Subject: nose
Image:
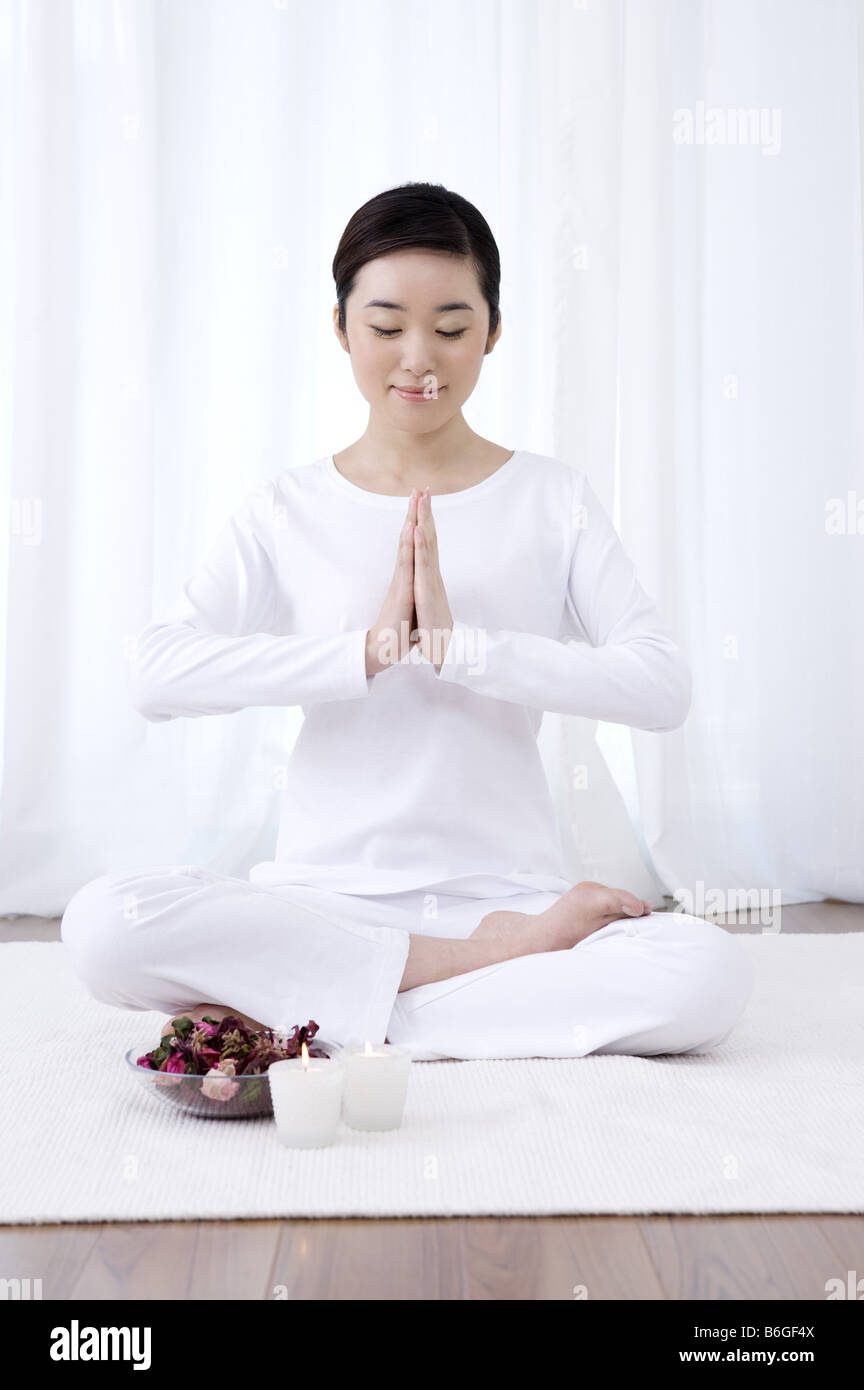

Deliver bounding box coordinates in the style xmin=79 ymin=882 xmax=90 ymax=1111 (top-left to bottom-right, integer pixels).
xmin=398 ymin=334 xmax=438 ymax=379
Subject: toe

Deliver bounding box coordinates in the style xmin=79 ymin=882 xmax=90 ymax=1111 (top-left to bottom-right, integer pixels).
xmin=613 ymin=887 xmax=646 ymax=916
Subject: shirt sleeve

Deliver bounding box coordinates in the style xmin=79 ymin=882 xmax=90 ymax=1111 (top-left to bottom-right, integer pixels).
xmin=433 ymin=470 xmax=692 ymax=732
xmin=127 ymin=478 xmax=373 ymax=722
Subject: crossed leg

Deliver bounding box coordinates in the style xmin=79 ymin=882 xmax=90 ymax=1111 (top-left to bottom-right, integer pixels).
xmin=60 ymin=865 xmax=754 ymax=1059
xmin=155 ymin=880 xmax=657 ymax=1039
xmin=386 ymin=901 xmax=755 ymax=1060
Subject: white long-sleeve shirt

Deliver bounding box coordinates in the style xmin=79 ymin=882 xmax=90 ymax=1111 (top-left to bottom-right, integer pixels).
xmin=127 ymin=450 xmax=691 ymax=897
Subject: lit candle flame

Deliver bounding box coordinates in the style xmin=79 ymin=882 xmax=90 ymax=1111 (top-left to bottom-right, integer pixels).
xmin=301 ymin=1041 xmax=309 ymax=1069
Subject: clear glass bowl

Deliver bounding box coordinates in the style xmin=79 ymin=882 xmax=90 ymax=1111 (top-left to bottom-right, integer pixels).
xmin=125 ymin=1037 xmax=343 ymax=1121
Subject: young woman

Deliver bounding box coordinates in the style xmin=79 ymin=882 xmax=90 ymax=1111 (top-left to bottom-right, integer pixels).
xmin=61 ymin=182 xmax=754 ymax=1060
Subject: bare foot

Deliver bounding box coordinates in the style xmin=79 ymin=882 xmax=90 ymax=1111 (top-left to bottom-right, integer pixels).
xmin=160 ymin=1003 xmax=268 ymax=1040
xmin=470 ymin=881 xmax=653 ymax=957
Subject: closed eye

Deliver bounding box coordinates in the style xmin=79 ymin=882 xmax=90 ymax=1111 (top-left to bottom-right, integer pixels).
xmin=371 ymin=327 xmax=467 ymax=339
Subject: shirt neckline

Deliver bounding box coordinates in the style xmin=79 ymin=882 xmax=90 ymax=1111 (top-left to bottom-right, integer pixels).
xmin=323 ymin=449 xmax=526 ymax=508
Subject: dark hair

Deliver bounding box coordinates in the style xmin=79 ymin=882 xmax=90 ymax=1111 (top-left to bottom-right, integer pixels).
xmin=332 ymin=182 xmax=501 ymax=340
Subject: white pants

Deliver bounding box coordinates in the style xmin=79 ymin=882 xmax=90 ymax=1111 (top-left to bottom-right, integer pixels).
xmin=59 ymin=865 xmax=755 ymax=1061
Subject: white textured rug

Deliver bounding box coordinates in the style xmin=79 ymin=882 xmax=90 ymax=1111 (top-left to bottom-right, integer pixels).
xmin=2 ymin=936 xmax=862 ymax=1222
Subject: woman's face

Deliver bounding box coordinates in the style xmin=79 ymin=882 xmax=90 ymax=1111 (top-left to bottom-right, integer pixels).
xmin=334 ymin=248 xmax=501 ymax=429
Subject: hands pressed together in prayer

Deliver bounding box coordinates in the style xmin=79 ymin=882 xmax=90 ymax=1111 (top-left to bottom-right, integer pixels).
xmin=365 ymin=487 xmax=455 ymax=677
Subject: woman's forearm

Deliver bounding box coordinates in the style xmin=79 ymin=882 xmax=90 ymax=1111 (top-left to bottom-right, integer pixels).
xmin=129 ymin=622 xmax=373 ymax=721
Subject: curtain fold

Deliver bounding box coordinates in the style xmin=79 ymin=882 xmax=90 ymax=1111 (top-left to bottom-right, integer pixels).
xmin=616 ymin=0 xmax=864 ymax=906
xmin=1 ymin=0 xmax=861 ymax=914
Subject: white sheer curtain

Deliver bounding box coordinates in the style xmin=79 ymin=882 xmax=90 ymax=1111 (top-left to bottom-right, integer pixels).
xmin=1 ymin=0 xmax=861 ymax=915
xmin=614 ymin=0 xmax=864 ymax=908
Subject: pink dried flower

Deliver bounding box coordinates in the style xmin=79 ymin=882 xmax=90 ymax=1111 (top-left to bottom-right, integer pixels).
xmin=135 ymin=1018 xmax=327 ymax=1093
xmin=201 ymin=1058 xmax=240 ymax=1102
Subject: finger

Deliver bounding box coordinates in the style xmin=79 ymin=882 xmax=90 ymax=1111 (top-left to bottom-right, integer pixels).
xmin=414 ymin=516 xmax=437 ymax=571
xmin=421 ymin=487 xmax=438 ymax=544
xmin=394 ymin=510 xmax=415 ymax=584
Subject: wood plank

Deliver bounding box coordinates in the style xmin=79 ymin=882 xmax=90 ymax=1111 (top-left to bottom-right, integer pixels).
xmin=190 ymin=1220 xmax=282 ymax=1300
xmin=270 ymin=1218 xmax=465 ymax=1300
xmin=715 ymin=902 xmax=864 ymax=933
xmin=68 ymin=1221 xmax=201 ymax=1299
xmin=639 ymin=1215 xmax=843 ymax=1299
xmin=2 ymin=1213 xmax=861 ymax=1300
xmin=0 ymin=1223 xmax=101 ymax=1299
xmin=816 ymin=1216 xmax=864 ymax=1292
xmin=462 ymin=1215 xmax=665 ymax=1300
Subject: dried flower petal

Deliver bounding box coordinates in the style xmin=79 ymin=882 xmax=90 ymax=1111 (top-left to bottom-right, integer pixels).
xmin=202 ymin=1062 xmax=241 ymax=1102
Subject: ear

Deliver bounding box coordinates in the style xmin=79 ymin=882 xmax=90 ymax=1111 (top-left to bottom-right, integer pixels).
xmin=332 ymin=303 xmax=350 ymax=353
xmin=485 ymin=308 xmax=503 ymax=355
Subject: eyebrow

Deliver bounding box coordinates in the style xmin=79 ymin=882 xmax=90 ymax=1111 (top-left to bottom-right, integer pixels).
xmin=362 ymin=299 xmax=475 ymax=313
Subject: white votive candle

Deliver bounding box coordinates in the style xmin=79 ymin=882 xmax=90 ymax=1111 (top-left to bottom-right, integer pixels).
xmin=341 ymin=1040 xmax=411 ymax=1131
xmin=267 ymin=1045 xmax=344 ymax=1148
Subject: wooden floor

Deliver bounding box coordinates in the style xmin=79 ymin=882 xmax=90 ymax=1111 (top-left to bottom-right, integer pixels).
xmin=1 ymin=900 xmax=860 ymax=1300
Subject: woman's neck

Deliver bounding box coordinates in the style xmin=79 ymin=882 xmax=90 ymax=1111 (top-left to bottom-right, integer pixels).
xmin=333 ymin=429 xmax=513 ymax=496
